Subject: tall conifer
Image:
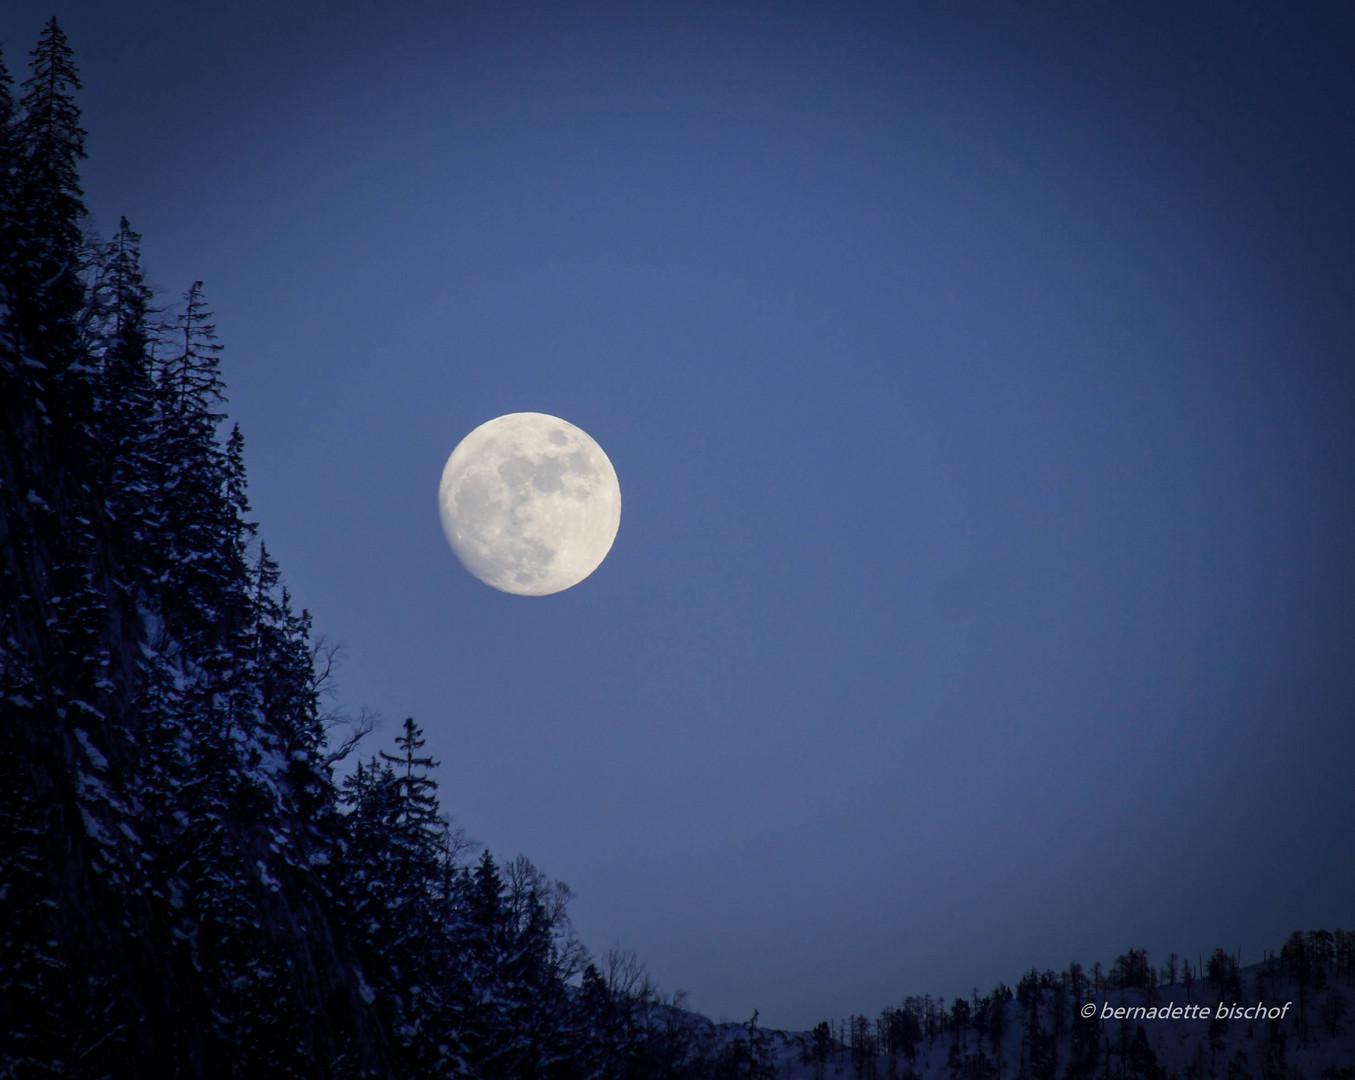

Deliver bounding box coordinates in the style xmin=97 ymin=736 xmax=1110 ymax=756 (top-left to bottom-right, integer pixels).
xmin=11 ymin=17 xmax=87 ymax=381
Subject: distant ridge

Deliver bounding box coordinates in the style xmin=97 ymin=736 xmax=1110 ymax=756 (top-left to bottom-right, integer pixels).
xmin=709 ymin=933 xmax=1355 ymax=1080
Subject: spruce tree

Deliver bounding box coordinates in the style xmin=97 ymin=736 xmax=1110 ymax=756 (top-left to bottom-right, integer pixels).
xmin=343 ymin=721 xmax=468 ymax=1077
xmin=577 ymin=962 xmax=620 ymax=1078
xmin=95 ymin=218 xmax=157 ymax=511
xmin=88 ymin=217 xmax=161 ymax=718
xmin=10 ymin=17 xmax=87 ymax=385
xmin=462 ymin=850 xmax=517 ymax=1075
xmin=153 ymin=280 xmax=242 ymax=649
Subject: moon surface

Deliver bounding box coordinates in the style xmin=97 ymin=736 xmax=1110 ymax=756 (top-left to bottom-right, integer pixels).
xmin=438 ymin=413 xmax=621 ymax=596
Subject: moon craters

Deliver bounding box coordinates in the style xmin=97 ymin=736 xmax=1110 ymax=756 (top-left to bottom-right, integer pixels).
xmin=438 ymin=413 xmax=621 ymax=596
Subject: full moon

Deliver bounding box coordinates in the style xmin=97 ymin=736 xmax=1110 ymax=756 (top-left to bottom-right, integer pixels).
xmin=438 ymin=413 xmax=621 ymax=596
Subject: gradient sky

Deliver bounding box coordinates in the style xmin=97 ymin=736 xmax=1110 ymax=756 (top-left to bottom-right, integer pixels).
xmin=6 ymin=0 xmax=1352 ymax=1032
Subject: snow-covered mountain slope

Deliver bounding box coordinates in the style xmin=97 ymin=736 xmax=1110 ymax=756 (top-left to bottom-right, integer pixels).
xmin=713 ymin=951 xmax=1355 ymax=1080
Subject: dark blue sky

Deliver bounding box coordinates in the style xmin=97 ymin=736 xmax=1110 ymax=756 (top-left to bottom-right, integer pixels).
xmin=7 ymin=0 xmax=1352 ymax=1030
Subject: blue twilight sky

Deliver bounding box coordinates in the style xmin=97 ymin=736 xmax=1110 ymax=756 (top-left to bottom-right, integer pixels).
xmin=5 ymin=0 xmax=1352 ymax=1031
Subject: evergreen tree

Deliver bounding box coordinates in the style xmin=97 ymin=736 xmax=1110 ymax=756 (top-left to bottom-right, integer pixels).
xmin=989 ymin=984 xmax=1012 ymax=1079
xmin=1018 ymin=969 xmax=1041 ymax=1080
xmin=577 ymin=962 xmax=621 ymax=1079
xmin=812 ymin=1021 xmax=835 ymax=1080
xmin=93 ymin=217 xmax=157 ymax=544
xmin=341 ymin=720 xmax=475 ymax=1078
xmin=951 ymin=998 xmax=972 ymax=1055
xmin=1283 ymin=932 xmax=1314 ymax=1047
xmin=461 ymin=849 xmax=516 ymax=1075
xmin=1207 ymin=949 xmax=1240 ymax=1001
xmin=8 ymin=17 xmax=87 ymax=376
xmin=83 ymin=215 xmax=161 ymax=734
xmin=152 ymin=280 xmax=243 ymax=649
xmin=380 ymin=716 xmax=443 ymax=836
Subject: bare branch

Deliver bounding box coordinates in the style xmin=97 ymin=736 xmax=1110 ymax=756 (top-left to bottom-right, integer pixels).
xmin=323 ymin=705 xmax=381 ymax=766
xmin=309 ymin=633 xmax=345 ymax=700
xmin=441 ymin=822 xmax=477 ymax=866
xmin=603 ymin=946 xmax=654 ymax=1002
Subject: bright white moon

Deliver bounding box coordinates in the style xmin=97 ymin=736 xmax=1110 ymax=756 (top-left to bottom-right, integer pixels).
xmin=438 ymin=413 xmax=621 ymax=596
